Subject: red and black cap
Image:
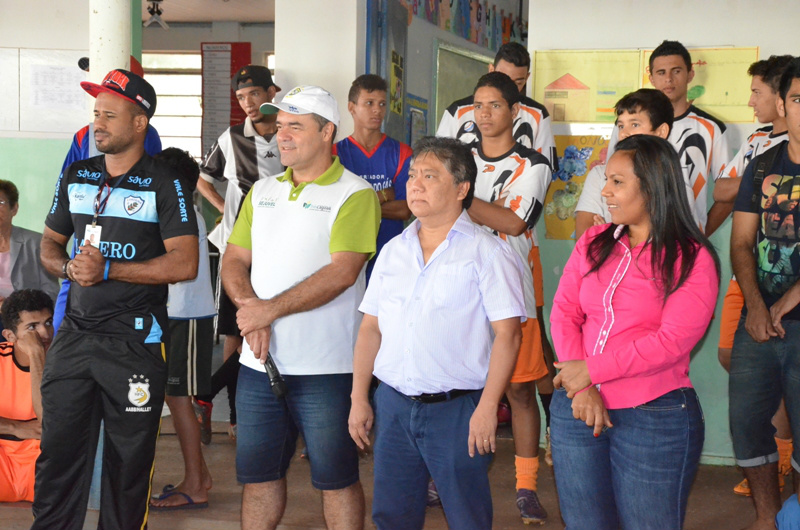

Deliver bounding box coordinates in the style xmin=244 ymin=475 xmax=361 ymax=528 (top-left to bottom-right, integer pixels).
xmin=231 ymin=65 xmax=280 ymax=93
xmin=80 ymin=69 xmax=157 ymax=119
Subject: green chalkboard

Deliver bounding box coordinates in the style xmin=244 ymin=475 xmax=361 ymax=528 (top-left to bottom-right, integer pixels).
xmin=434 ymin=42 xmax=493 ymax=130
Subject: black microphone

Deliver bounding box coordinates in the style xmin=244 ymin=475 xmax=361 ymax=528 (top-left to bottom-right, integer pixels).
xmin=264 ymin=353 xmax=288 ymax=398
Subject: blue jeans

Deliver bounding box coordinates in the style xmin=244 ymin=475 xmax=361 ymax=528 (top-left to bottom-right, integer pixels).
xmin=235 ymin=366 xmax=359 ymax=490
xmin=371 ymin=384 xmax=492 ymax=530
xmin=729 ymin=318 xmax=800 ymax=470
xmin=550 ymin=387 xmax=704 ymax=530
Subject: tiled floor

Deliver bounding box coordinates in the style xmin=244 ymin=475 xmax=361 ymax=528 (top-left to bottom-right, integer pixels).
xmin=2 ymin=343 xmax=792 ymax=529
xmin=2 ymin=422 xmax=789 ymax=529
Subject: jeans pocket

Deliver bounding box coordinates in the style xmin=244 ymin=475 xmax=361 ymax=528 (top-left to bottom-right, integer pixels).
xmin=634 ymin=388 xmax=691 ymax=411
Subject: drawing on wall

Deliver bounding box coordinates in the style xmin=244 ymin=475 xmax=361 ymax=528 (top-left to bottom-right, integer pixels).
xmin=534 ymin=50 xmax=641 ymax=124
xmin=390 ymin=50 xmax=404 ymax=116
xmin=543 ymin=74 xmax=591 ymax=122
xmin=544 ymin=134 xmax=608 ymax=240
xmin=407 ymin=0 xmax=526 ymax=51
xmin=535 ymin=47 xmax=759 ymax=124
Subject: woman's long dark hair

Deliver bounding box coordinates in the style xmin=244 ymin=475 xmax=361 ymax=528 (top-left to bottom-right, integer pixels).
xmin=586 ymin=135 xmax=720 ymax=299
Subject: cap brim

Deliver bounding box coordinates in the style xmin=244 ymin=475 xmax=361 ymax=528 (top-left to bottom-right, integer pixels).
xmin=259 ymin=101 xmax=313 ymax=116
xmin=80 ymin=81 xmax=141 ymax=108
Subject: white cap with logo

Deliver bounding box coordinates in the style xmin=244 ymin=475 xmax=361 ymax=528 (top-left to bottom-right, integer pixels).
xmin=260 ymin=85 xmax=340 ymax=127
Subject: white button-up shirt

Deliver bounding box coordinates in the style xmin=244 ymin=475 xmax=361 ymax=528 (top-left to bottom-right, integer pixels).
xmin=360 ymin=210 xmax=527 ymax=395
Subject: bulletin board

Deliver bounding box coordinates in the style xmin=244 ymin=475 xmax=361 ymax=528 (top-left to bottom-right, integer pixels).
xmin=200 ymin=42 xmax=252 ymax=156
xmin=434 ymin=42 xmax=494 ymax=132
xmin=0 ymin=47 xmax=90 ymax=134
xmin=534 ymin=46 xmax=759 ymax=124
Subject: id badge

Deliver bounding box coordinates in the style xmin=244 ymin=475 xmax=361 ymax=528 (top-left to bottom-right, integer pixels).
xmin=84 ymin=225 xmax=102 ymax=248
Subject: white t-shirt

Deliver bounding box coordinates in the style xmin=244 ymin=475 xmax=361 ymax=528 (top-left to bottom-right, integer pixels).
xmin=167 ymin=205 xmax=216 ymax=319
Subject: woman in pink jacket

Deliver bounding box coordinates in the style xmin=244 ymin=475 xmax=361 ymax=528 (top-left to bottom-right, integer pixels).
xmin=550 ymin=134 xmax=720 ymax=530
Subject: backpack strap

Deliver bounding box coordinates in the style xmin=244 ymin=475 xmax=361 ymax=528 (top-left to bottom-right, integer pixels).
xmin=749 ymin=143 xmax=782 ymax=211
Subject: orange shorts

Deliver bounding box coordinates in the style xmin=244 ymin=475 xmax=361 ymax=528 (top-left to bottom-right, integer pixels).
xmin=0 ymin=440 xmax=38 ymax=502
xmin=530 ymin=245 xmax=544 ymax=308
xmin=510 ymin=317 xmax=549 ymax=383
xmin=719 ymin=279 xmax=744 ymax=350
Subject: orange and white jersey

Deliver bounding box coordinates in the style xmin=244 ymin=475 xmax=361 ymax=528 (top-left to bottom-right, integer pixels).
xmin=716 ymin=125 xmax=788 ymax=180
xmin=472 ymin=143 xmax=551 ymax=316
xmin=609 ymin=105 xmax=729 ymax=231
xmin=439 ymin=94 xmax=558 ymax=171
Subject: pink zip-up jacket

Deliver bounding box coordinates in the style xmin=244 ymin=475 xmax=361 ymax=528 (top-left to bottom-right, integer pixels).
xmin=551 ymin=224 xmax=719 ymax=409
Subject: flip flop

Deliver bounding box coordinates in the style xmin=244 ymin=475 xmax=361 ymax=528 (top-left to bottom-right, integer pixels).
xmin=149 ymin=489 xmax=209 ymax=511
xmin=151 ymin=484 xmax=176 ymax=499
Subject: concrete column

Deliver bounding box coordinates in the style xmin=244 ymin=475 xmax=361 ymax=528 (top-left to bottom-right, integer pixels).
xmin=89 ymin=0 xmax=132 ymax=85
xmin=274 ymin=0 xmax=367 ymax=136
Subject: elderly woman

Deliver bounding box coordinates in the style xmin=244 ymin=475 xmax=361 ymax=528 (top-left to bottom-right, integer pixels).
xmin=0 ymin=180 xmax=58 ymax=306
xmin=549 ymin=135 xmax=720 ymax=530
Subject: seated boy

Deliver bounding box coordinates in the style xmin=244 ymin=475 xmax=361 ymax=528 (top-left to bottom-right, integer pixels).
xmin=0 ymin=289 xmax=54 ymax=502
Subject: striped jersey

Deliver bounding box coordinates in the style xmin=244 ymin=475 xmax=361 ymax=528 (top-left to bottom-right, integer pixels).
xmin=199 ymin=117 xmax=283 ymax=251
xmin=472 ymin=143 xmax=551 ymax=316
xmin=717 ymin=125 xmax=788 ymax=180
xmin=608 ymin=105 xmax=729 ymax=230
xmin=438 ymin=94 xmax=558 ymax=171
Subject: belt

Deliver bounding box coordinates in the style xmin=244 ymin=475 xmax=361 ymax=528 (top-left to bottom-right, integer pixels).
xmin=407 ymin=389 xmax=479 ymax=404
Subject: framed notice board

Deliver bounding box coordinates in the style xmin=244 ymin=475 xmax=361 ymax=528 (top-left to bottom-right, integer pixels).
xmin=200 ymin=42 xmax=252 ymax=155
xmin=434 ymin=42 xmax=493 ymax=132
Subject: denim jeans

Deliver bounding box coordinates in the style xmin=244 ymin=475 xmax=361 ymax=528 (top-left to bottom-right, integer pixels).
xmin=729 ymin=318 xmax=800 ymax=470
xmin=550 ymin=387 xmax=704 ymax=530
xmin=371 ymin=384 xmax=492 ymax=530
xmin=235 ymin=366 xmax=359 ymax=490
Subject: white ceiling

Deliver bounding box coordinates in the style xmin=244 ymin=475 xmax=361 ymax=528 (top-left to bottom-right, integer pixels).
xmin=141 ymin=0 xmax=275 ymax=23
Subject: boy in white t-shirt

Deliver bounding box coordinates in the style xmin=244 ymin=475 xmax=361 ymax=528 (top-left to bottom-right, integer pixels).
xmin=575 ymin=89 xmax=673 ymax=239
xmin=150 ymin=148 xmax=216 ymax=511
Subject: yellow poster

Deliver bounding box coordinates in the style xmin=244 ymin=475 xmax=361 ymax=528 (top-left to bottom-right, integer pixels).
xmin=544 ymin=134 xmax=608 ymax=240
xmin=641 ymin=47 xmax=759 ymax=123
xmin=533 ymin=50 xmax=640 ymax=123
xmin=535 ymin=47 xmax=759 ymax=124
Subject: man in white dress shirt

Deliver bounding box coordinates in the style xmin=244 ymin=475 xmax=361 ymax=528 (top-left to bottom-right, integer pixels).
xmin=349 ymin=136 xmax=527 ymax=530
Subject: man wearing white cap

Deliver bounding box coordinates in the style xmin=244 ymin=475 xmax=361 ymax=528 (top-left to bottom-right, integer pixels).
xmin=221 ymin=85 xmax=381 ymax=529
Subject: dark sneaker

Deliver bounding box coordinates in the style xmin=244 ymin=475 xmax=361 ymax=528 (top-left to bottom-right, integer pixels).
xmin=516 ymin=488 xmax=547 ymax=525
xmin=426 ymin=478 xmax=442 ymax=508
xmin=192 ymin=398 xmax=213 ymax=445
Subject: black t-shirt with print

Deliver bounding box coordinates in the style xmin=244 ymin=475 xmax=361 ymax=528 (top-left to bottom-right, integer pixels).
xmin=735 ymin=143 xmax=800 ymax=320
xmin=46 ymin=154 xmax=197 ymax=339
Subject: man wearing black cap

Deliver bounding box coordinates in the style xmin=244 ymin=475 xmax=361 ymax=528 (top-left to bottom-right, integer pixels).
xmin=34 ymin=69 xmax=200 ymax=530
xmin=193 ymin=65 xmax=283 ymax=440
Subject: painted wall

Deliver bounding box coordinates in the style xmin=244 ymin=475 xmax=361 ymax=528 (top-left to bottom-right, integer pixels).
xmin=405 ymin=0 xmax=528 ymax=135
xmin=273 ymin=0 xmax=367 ymax=138
xmin=527 ymin=0 xmax=800 ymax=463
xmin=0 ymin=0 xmax=129 ymax=234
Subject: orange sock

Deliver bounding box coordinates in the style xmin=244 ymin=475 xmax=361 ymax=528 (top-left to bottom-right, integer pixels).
xmin=777 ymin=437 xmax=793 ymax=475
xmin=515 ymin=455 xmax=539 ymax=491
